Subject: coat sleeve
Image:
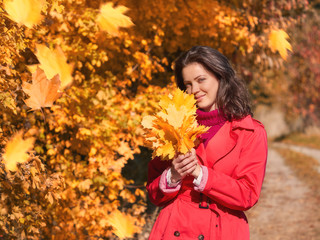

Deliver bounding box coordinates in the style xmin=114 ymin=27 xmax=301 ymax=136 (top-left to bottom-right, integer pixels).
xmin=201 ymin=125 xmax=268 ymax=211
xmin=146 ymin=157 xmax=180 ymax=206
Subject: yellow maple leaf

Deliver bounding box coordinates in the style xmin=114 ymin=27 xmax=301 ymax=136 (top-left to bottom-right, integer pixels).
xmin=158 ymin=104 xmax=188 ymax=129
xmin=159 ymin=89 xmax=196 ymax=112
xmin=155 ymin=140 xmax=176 ymax=160
xmin=268 ymin=29 xmax=293 ymax=60
xmin=141 ymin=115 xmax=156 ymax=129
xmin=3 ymin=0 xmax=45 ymax=28
xmin=142 ymin=89 xmax=209 ymax=160
xmin=35 ymin=44 xmax=73 ymax=89
xmin=2 ymin=131 xmax=35 ymax=171
xmin=97 ymin=2 xmax=134 ymax=36
xmin=22 ymin=67 xmax=62 ymax=111
xmin=154 ymin=116 xmax=181 ymax=145
xmin=107 ymin=210 xmax=140 ymax=239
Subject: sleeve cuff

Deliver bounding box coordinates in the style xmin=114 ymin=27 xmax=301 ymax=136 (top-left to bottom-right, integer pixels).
xmin=167 ymin=168 xmax=181 ymax=187
xmin=193 ymin=166 xmax=203 ymax=186
xmin=159 ymin=168 xmax=181 ymax=193
xmin=194 ymin=166 xmax=208 ymax=192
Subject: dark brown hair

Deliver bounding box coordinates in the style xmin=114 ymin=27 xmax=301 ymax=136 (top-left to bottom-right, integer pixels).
xmin=174 ymin=46 xmax=252 ymax=121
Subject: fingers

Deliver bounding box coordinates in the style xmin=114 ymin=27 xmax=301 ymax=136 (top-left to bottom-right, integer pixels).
xmin=171 ymin=163 xmax=196 ymax=182
xmin=171 ymin=149 xmax=198 ymax=179
xmin=174 ymin=157 xmax=197 ymax=174
xmin=179 ymin=160 xmax=197 ymax=177
xmin=173 ymin=149 xmax=196 ymax=164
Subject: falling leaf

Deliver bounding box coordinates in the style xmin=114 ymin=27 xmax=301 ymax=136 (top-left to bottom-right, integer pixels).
xmin=107 ymin=210 xmax=140 ymax=239
xmin=2 ymin=131 xmax=35 ymax=171
xmin=97 ymin=2 xmax=134 ymax=36
xmin=142 ymin=89 xmax=209 ymax=160
xmin=35 ymin=44 xmax=73 ymax=89
xmin=3 ymin=0 xmax=45 ymax=28
xmin=22 ymin=67 xmax=62 ymax=111
xmin=268 ymin=29 xmax=292 ymax=60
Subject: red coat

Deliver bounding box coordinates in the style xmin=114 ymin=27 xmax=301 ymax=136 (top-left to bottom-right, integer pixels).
xmin=146 ymin=115 xmax=268 ymax=240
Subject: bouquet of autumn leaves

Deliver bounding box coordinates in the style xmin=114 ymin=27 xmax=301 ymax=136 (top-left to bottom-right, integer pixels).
xmin=142 ymin=89 xmax=209 ymax=160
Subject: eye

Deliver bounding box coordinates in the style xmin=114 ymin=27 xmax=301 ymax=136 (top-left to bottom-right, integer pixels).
xmin=198 ymin=78 xmax=205 ymax=82
xmin=184 ymin=84 xmax=191 ymax=92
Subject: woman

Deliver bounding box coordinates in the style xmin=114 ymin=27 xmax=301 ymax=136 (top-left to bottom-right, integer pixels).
xmin=146 ymin=46 xmax=268 ymax=239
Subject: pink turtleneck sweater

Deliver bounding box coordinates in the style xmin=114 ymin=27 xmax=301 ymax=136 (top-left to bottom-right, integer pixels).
xmin=196 ymin=109 xmax=227 ymax=147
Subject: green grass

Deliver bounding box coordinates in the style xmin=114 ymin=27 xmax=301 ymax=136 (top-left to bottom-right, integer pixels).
xmin=276 ymin=133 xmax=320 ymax=150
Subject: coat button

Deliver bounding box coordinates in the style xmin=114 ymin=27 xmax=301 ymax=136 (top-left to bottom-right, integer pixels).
xmin=174 ymin=231 xmax=180 ymax=237
xmin=198 ymin=234 xmax=204 ymax=240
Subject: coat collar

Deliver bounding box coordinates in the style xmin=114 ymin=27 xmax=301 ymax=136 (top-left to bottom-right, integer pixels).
xmin=196 ymin=115 xmax=255 ymax=168
xmin=230 ymin=115 xmax=255 ymax=131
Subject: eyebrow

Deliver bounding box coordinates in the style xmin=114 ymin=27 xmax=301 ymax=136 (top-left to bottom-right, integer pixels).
xmin=183 ymin=74 xmax=206 ymax=83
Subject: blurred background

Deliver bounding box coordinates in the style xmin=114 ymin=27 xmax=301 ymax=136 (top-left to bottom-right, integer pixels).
xmin=0 ymin=0 xmax=319 ymax=239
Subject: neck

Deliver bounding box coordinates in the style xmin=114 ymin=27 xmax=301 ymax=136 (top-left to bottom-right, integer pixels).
xmin=196 ymin=109 xmax=226 ymax=126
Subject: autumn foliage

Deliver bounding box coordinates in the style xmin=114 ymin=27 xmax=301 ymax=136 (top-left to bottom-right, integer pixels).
xmin=283 ymin=10 xmax=320 ymax=122
xmin=142 ymin=89 xmax=209 ymax=160
xmin=0 ymin=0 xmax=315 ymax=239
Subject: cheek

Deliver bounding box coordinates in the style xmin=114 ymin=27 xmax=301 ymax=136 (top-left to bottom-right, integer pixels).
xmin=207 ymin=85 xmax=219 ymax=100
xmin=213 ymin=83 xmax=219 ymax=96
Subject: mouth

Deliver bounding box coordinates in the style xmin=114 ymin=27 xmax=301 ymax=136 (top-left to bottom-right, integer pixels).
xmin=195 ymin=94 xmax=205 ymax=102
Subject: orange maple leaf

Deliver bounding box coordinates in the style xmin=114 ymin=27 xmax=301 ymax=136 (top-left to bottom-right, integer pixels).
xmin=3 ymin=0 xmax=45 ymax=28
xmin=97 ymin=2 xmax=134 ymax=36
xmin=2 ymin=131 xmax=35 ymax=171
xmin=107 ymin=210 xmax=141 ymax=239
xmin=22 ymin=67 xmax=62 ymax=111
xmin=35 ymin=44 xmax=74 ymax=89
xmin=268 ymin=29 xmax=292 ymax=60
xmin=142 ymin=89 xmax=209 ymax=160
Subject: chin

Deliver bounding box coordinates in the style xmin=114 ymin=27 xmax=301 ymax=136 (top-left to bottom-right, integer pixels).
xmin=199 ymin=106 xmax=211 ymax=112
xmin=199 ymin=104 xmax=216 ymax=112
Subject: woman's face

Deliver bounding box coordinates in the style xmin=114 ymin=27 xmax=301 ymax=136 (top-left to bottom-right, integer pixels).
xmin=182 ymin=62 xmax=219 ymax=112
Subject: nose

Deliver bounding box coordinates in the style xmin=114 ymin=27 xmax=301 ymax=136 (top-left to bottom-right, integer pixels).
xmin=191 ymin=83 xmax=200 ymax=95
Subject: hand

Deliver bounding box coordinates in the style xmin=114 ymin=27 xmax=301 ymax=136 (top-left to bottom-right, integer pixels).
xmin=170 ymin=148 xmax=199 ymax=183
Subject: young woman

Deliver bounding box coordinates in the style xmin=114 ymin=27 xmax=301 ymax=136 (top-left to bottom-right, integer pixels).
xmin=146 ymin=46 xmax=268 ymax=239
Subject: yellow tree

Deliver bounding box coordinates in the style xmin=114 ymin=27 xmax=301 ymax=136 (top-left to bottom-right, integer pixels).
xmin=0 ymin=0 xmax=309 ymax=238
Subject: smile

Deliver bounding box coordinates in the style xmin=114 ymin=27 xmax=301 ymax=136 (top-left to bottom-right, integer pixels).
xmin=195 ymin=94 xmax=205 ymax=102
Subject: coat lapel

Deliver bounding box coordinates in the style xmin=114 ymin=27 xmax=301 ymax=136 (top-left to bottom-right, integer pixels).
xmin=196 ymin=141 xmax=207 ymax=166
xmin=204 ymin=121 xmax=238 ymax=168
xmin=196 ymin=115 xmax=255 ymax=168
